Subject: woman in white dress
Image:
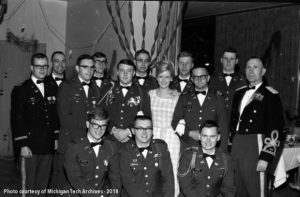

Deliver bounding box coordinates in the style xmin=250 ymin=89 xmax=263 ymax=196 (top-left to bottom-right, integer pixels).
xmin=148 ymin=60 xmax=180 ymax=197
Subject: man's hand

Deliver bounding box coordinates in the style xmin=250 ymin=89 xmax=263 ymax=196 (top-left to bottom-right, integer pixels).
xmin=21 ymin=146 xmax=32 ymax=158
xmin=256 ymin=160 xmax=268 ymax=172
xmin=189 ymin=130 xmax=200 ymax=141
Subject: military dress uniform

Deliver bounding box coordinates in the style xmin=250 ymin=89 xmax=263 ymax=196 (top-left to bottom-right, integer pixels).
xmin=170 ymin=76 xmax=194 ymax=94
xmin=45 ymin=73 xmax=64 ymax=91
xmin=210 ymin=72 xmax=247 ymax=119
xmin=56 ymin=77 xmax=100 ymax=187
xmin=99 ymin=82 xmax=151 ymax=135
xmin=172 ymin=89 xmax=228 ymax=150
xmin=119 ymin=139 xmax=174 ymax=197
xmin=178 ymin=147 xmax=235 ymax=197
xmin=133 ymin=74 xmax=159 ymax=92
xmin=230 ymin=83 xmax=284 ymax=197
xmin=11 ymin=77 xmax=59 ymax=192
xmin=92 ymin=76 xmax=113 ymax=97
xmin=64 ymin=137 xmax=120 ymax=197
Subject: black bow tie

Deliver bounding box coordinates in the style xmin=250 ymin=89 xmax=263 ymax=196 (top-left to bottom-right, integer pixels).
xmin=55 ymin=77 xmax=64 ymax=81
xmin=138 ymin=146 xmax=152 ymax=153
xmin=36 ymin=80 xmax=44 ymax=84
xmin=90 ymin=140 xmax=103 ymax=147
xmin=203 ymin=153 xmax=216 ymax=159
xmin=223 ymin=73 xmax=234 ymax=77
xmin=82 ymin=82 xmax=90 ymax=87
xmin=179 ymin=79 xmax=189 ymax=83
xmin=136 ymin=76 xmax=147 ymax=80
xmin=196 ymin=91 xmax=206 ymax=95
xmin=246 ymin=86 xmax=255 ymax=91
xmin=94 ymin=76 xmax=103 ymax=80
xmin=120 ymin=85 xmax=130 ymax=90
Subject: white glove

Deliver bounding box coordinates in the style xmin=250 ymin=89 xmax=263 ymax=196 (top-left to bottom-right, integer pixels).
xmin=175 ymin=119 xmax=185 ymax=136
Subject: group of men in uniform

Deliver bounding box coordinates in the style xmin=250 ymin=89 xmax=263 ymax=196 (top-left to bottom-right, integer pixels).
xmin=10 ymin=47 xmax=284 ymax=197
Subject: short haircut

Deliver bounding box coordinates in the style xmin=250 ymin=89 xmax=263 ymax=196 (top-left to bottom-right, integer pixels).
xmin=199 ymin=120 xmax=220 ymax=134
xmin=191 ymin=65 xmax=209 ymax=75
xmin=134 ymin=115 xmax=152 ymax=127
xmin=117 ymin=59 xmax=136 ymax=70
xmin=51 ymin=51 xmax=65 ymax=61
xmin=135 ymin=49 xmax=150 ymax=60
xmin=31 ymin=53 xmax=48 ymax=65
xmin=222 ymin=47 xmax=238 ymax=58
xmin=247 ymin=56 xmax=265 ymax=68
xmin=92 ymin=52 xmax=107 ymax=60
xmin=177 ymin=51 xmax=194 ymax=62
xmin=87 ymin=107 xmax=109 ymax=122
xmin=76 ymin=54 xmax=94 ymax=66
xmin=156 ymin=60 xmax=175 ymax=78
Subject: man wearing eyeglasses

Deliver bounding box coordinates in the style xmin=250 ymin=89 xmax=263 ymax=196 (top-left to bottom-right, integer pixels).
xmin=92 ymin=52 xmax=113 ymax=94
xmin=170 ymin=51 xmax=195 ymax=94
xmin=45 ymin=51 xmax=66 ymax=91
xmin=64 ymin=107 xmax=120 ymax=196
xmin=11 ymin=53 xmax=59 ymax=195
xmin=119 ymin=115 xmax=174 ymax=197
xmin=56 ymin=54 xmax=100 ymax=188
xmin=133 ymin=49 xmax=158 ymax=92
xmin=172 ymin=65 xmax=228 ymax=150
xmin=99 ymin=59 xmax=151 ymax=143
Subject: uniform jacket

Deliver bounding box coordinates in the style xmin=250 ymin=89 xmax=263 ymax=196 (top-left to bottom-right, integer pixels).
xmin=64 ymin=137 xmax=120 ymax=197
xmin=210 ymin=72 xmax=247 ymax=119
xmin=230 ymin=83 xmax=284 ymax=163
xmin=56 ymin=77 xmax=100 ymax=153
xmin=11 ymin=78 xmax=59 ymax=154
xmin=91 ymin=76 xmax=114 ymax=97
xmin=99 ymin=81 xmax=151 ymax=131
xmin=133 ymin=74 xmax=159 ymax=92
xmin=119 ymin=139 xmax=174 ymax=197
xmin=170 ymin=76 xmax=194 ymax=94
xmin=172 ymin=89 xmax=228 ymax=149
xmin=178 ymin=147 xmax=235 ymax=197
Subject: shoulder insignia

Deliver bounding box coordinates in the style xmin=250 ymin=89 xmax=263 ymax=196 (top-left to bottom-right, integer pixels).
xmin=152 ymin=139 xmax=166 ymax=144
xmin=184 ymin=146 xmax=198 ymax=152
xmin=266 ymin=86 xmax=278 ymax=94
xmin=15 ymin=83 xmax=23 ymax=86
xmin=235 ymin=85 xmax=247 ymax=91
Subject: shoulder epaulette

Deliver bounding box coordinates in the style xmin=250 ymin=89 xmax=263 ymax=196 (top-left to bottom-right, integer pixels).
xmin=235 ymin=86 xmax=247 ymax=91
xmin=184 ymin=146 xmax=198 ymax=152
xmin=152 ymin=139 xmax=167 ymax=145
xmin=265 ymin=86 xmax=278 ymax=94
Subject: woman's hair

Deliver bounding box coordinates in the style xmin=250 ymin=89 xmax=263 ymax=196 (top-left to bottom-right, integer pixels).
xmin=156 ymin=60 xmax=175 ymax=78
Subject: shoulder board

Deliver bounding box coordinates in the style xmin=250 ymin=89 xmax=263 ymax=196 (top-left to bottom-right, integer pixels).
xmin=73 ymin=137 xmax=85 ymax=144
xmin=15 ymin=83 xmax=23 ymax=87
xmin=152 ymin=139 xmax=166 ymax=145
xmin=265 ymin=86 xmax=278 ymax=94
xmin=184 ymin=146 xmax=198 ymax=152
xmin=235 ymin=86 xmax=247 ymax=91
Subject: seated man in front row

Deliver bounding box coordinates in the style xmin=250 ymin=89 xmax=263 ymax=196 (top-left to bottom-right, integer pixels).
xmin=64 ymin=107 xmax=120 ymax=196
xmin=178 ymin=120 xmax=235 ymax=197
xmin=119 ymin=115 xmax=174 ymax=197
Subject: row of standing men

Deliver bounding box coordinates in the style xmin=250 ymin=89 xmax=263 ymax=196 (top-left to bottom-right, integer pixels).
xmin=11 ymin=47 xmax=284 ymax=197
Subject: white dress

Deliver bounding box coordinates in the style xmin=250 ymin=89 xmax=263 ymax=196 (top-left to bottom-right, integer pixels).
xmin=149 ymin=89 xmax=180 ymax=197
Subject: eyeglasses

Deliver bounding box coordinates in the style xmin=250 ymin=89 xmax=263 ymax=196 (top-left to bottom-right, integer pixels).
xmin=192 ymin=75 xmax=208 ymax=81
xmin=134 ymin=127 xmax=153 ymax=132
xmin=79 ymin=65 xmax=96 ymax=70
xmin=33 ymin=65 xmax=49 ymax=70
xmin=95 ymin=60 xmax=107 ymax=65
xmin=89 ymin=121 xmax=107 ymax=130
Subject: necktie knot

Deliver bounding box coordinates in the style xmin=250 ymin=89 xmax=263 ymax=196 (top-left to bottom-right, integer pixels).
xmin=246 ymin=86 xmax=255 ymax=91
xmin=55 ymin=77 xmax=64 ymax=81
xmin=196 ymin=90 xmax=206 ymax=95
xmin=203 ymin=153 xmax=216 ymax=159
xmin=120 ymin=85 xmax=130 ymax=90
xmin=179 ymin=79 xmax=189 ymax=83
xmin=82 ymin=82 xmax=90 ymax=87
xmin=136 ymin=76 xmax=146 ymax=80
xmin=138 ymin=146 xmax=151 ymax=153
xmin=90 ymin=140 xmax=103 ymax=147
xmin=94 ymin=76 xmax=103 ymax=80
xmin=223 ymin=73 xmax=234 ymax=77
xmin=36 ymin=80 xmax=44 ymax=84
